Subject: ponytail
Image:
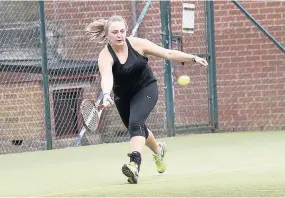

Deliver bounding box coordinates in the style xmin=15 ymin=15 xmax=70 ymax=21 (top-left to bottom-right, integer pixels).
xmin=86 ymin=19 xmax=108 ymax=43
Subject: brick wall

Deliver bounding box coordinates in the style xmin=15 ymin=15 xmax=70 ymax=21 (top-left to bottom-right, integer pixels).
xmin=1 ymin=1 xmax=285 ymax=143
xmin=214 ymin=1 xmax=285 ymax=131
xmin=0 ymin=81 xmax=44 ymax=140
xmin=44 ymin=1 xmax=168 ymax=138
xmin=45 ymin=0 xmax=284 ymax=132
xmin=44 ymin=1 xmax=211 ymax=136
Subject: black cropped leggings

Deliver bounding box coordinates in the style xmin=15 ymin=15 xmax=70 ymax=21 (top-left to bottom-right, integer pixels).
xmin=114 ymin=82 xmax=158 ymax=139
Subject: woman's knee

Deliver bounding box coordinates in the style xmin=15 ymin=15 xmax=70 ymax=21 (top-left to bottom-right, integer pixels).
xmin=128 ymin=121 xmax=149 ymax=139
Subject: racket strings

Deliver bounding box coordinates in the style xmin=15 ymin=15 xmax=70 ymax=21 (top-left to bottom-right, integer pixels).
xmin=82 ymin=101 xmax=99 ymax=131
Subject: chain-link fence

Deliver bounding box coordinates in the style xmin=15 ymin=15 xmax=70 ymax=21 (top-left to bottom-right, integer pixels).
xmin=0 ymin=1 xmax=211 ymax=154
xmin=0 ymin=1 xmax=45 ymax=154
xmin=2 ymin=1 xmax=284 ymax=155
xmin=171 ymin=1 xmax=210 ymax=133
xmin=215 ymin=1 xmax=285 ymax=132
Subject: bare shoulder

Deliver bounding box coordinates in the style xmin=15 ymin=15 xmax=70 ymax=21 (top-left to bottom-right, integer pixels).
xmin=127 ymin=36 xmax=148 ymax=46
xmin=127 ymin=36 xmax=166 ymax=57
xmin=127 ymin=36 xmax=149 ymax=55
xmin=98 ymin=46 xmax=113 ymax=65
xmin=99 ymin=46 xmax=110 ymax=58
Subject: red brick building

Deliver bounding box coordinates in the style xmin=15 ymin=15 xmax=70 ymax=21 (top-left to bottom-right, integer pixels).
xmin=0 ymin=1 xmax=284 ymax=147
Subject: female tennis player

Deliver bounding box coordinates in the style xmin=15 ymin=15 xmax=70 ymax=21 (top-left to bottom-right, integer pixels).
xmin=86 ymin=15 xmax=208 ymax=184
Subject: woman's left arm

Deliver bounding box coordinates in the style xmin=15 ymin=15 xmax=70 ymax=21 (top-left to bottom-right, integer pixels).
xmin=135 ymin=37 xmax=208 ymax=67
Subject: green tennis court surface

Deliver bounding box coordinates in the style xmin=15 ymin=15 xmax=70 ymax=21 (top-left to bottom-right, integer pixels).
xmin=1 ymin=131 xmax=285 ymax=197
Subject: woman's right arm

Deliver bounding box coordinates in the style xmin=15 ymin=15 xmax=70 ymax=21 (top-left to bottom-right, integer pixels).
xmin=98 ymin=48 xmax=115 ymax=107
xmin=98 ymin=48 xmax=114 ymax=96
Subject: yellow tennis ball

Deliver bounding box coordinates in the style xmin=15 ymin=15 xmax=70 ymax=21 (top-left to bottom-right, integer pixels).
xmin=177 ymin=75 xmax=190 ymax=86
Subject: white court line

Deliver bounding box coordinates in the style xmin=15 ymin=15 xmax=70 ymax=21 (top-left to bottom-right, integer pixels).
xmin=25 ymin=161 xmax=285 ymax=197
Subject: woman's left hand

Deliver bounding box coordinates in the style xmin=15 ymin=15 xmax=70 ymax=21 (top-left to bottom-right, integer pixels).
xmin=195 ymin=56 xmax=208 ymax=68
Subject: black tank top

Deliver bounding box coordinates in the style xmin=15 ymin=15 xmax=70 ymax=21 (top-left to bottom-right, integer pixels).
xmin=107 ymin=38 xmax=157 ymax=98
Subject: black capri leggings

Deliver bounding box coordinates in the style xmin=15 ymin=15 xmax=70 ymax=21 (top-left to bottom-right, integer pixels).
xmin=114 ymin=82 xmax=158 ymax=139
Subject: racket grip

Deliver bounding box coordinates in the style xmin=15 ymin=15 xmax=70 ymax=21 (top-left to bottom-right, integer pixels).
xmin=98 ymin=104 xmax=105 ymax=110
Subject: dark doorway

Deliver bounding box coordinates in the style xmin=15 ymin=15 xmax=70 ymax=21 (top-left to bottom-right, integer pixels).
xmin=53 ymin=89 xmax=82 ymax=138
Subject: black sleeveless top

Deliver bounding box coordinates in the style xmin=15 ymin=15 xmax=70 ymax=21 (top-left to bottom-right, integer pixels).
xmin=107 ymin=38 xmax=157 ymax=98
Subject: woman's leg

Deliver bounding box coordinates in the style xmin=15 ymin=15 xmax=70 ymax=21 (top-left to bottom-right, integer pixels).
xmin=121 ymin=83 xmax=159 ymax=184
xmin=145 ymin=128 xmax=159 ymax=153
xmin=114 ymin=96 xmax=130 ymax=130
xmin=128 ymin=83 xmax=158 ymax=154
xmin=115 ymin=96 xmax=155 ymax=159
xmin=127 ymin=84 xmax=167 ymax=174
xmin=115 ymin=97 xmax=159 ymax=156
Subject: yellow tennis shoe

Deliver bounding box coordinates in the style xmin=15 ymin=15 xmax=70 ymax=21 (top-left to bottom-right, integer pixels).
xmin=153 ymin=142 xmax=167 ymax=173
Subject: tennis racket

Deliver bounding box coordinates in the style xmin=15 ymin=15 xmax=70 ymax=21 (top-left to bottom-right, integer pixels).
xmin=81 ymin=100 xmax=104 ymax=132
xmin=74 ymin=92 xmax=104 ymax=146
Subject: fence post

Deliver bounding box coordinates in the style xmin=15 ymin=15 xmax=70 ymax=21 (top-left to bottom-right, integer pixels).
xmin=38 ymin=1 xmax=52 ymax=149
xmin=160 ymin=1 xmax=175 ymax=137
xmin=206 ymin=1 xmax=218 ymax=131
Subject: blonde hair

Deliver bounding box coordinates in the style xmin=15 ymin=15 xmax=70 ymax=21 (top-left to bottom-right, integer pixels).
xmin=86 ymin=15 xmax=128 ymax=43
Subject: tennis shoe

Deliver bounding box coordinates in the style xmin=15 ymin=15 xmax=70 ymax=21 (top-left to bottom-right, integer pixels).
xmin=122 ymin=161 xmax=139 ymax=184
xmin=153 ymin=142 xmax=167 ymax=173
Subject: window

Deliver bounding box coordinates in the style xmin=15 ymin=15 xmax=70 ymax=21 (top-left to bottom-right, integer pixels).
xmin=53 ymin=88 xmax=82 ymax=138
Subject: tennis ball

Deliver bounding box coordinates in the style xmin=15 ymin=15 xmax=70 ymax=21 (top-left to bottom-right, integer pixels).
xmin=177 ymin=75 xmax=190 ymax=86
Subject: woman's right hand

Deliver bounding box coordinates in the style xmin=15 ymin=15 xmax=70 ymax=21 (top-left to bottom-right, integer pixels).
xmin=102 ymin=93 xmax=114 ymax=107
xmin=194 ymin=56 xmax=208 ymax=68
